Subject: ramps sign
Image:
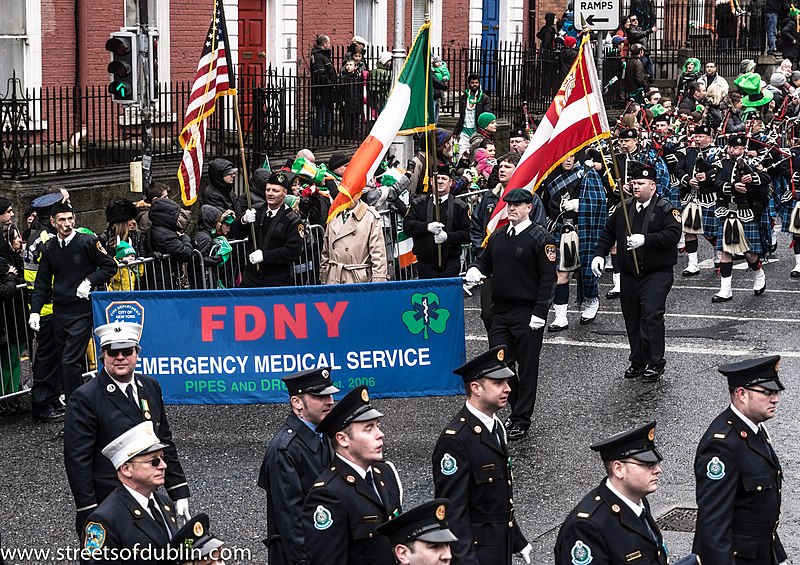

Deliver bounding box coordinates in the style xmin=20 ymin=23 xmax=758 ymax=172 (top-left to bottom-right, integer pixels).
xmin=574 ymin=0 xmax=619 ymax=30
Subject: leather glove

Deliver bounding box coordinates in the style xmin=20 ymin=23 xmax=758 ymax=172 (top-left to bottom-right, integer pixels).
xmin=561 ymin=198 xmax=580 ymax=212
xmin=528 ymin=315 xmax=545 ymax=331
xmin=517 ymin=543 xmax=533 ymax=564
xmin=591 ymin=256 xmax=605 ymax=277
xmin=464 ymin=267 xmax=485 ymax=284
xmin=427 ymin=222 xmax=444 ymax=234
xmin=434 ymin=231 xmax=448 ymax=244
xmin=241 ymin=208 xmax=257 ymax=224
xmin=175 ymin=498 xmax=191 ymax=521
xmin=76 ymin=279 xmax=92 ymax=300
xmin=28 ymin=313 xmax=40 ymax=332
xmin=626 ymin=234 xmax=645 ymax=250
xmin=249 ymin=249 xmax=264 ymax=264
xmin=75 ymin=506 xmax=95 ymax=537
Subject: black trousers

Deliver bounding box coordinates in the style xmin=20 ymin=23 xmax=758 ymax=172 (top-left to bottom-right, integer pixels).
xmin=53 ymin=311 xmax=93 ymax=400
xmin=416 ymin=257 xmax=460 ymax=279
xmin=620 ymin=271 xmax=673 ymax=368
xmin=479 ymin=276 xmax=494 ymax=334
xmin=30 ymin=314 xmax=62 ymax=415
xmin=488 ymin=306 xmax=544 ymax=429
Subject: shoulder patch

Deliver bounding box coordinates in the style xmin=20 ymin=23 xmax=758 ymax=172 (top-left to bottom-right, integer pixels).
xmin=298 ymin=223 xmax=305 ymax=239
xmin=672 ymin=209 xmax=681 ymax=222
xmin=313 ymin=505 xmax=333 ymax=530
xmin=84 ymin=522 xmax=106 ymax=550
xmin=570 ymin=540 xmax=593 ymax=564
xmin=95 ymin=241 xmax=108 ymax=255
xmin=545 ymin=244 xmax=557 ymax=262
xmin=440 ymin=453 xmax=458 ymax=476
xmin=706 ymin=456 xmax=726 ymax=480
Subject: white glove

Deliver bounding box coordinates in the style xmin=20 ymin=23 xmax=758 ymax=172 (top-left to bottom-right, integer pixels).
xmin=241 ymin=208 xmax=257 ymax=224
xmin=591 ymin=256 xmax=605 ymax=277
xmin=626 ymin=234 xmax=645 ymax=250
xmin=517 ymin=543 xmax=533 ymax=564
xmin=427 ymin=221 xmax=444 ymax=234
xmin=462 ymin=168 xmax=476 ymax=182
xmin=562 ymin=198 xmax=580 ymax=212
xmin=465 ymin=267 xmax=485 ymax=284
xmin=434 ymin=231 xmax=448 ymax=244
xmin=175 ymin=498 xmax=191 ymax=521
xmin=248 ymin=249 xmax=264 ymax=264
xmin=529 ymin=315 xmax=545 ymax=330
xmin=76 ymin=279 xmax=92 ymax=300
xmin=28 ymin=313 xmax=40 ymax=331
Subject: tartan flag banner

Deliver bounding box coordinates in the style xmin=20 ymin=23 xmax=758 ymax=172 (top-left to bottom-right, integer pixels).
xmin=487 ymin=34 xmax=609 ymax=234
xmin=327 ymin=22 xmax=435 ymax=222
xmin=177 ymin=0 xmax=237 ymax=206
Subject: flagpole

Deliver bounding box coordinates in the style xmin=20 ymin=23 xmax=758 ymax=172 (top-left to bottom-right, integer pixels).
xmin=232 ymin=93 xmax=261 ymax=267
xmin=423 ymin=11 xmax=443 ymax=269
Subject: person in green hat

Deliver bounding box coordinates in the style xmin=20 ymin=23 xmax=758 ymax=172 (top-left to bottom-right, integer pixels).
xmin=469 ymin=111 xmax=497 ymax=159
xmin=677 ymin=57 xmax=702 ymax=99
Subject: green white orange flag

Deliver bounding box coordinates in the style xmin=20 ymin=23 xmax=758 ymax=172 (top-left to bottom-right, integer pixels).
xmin=327 ymin=22 xmax=435 ymax=222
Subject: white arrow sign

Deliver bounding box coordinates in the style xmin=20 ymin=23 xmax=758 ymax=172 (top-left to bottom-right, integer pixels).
xmin=574 ymin=0 xmax=619 ymax=31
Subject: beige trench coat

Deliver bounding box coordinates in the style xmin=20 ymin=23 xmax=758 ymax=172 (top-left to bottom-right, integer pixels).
xmin=320 ymin=200 xmax=388 ymax=284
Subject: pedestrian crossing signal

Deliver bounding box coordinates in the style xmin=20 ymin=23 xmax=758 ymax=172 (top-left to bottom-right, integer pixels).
xmin=106 ymin=31 xmax=138 ymax=104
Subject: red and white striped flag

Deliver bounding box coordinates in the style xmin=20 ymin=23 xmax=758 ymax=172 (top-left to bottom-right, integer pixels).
xmin=487 ymin=34 xmax=609 ymax=234
xmin=177 ymin=0 xmax=237 ymax=206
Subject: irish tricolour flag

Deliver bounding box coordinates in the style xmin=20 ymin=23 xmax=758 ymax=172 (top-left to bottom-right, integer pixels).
xmin=327 ymin=22 xmax=435 ymax=221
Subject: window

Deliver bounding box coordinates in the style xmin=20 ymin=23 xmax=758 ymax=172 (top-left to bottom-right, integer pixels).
xmin=355 ymin=0 xmax=374 ymax=45
xmin=125 ymin=0 xmax=157 ymax=27
xmin=0 ymin=0 xmax=27 ymax=89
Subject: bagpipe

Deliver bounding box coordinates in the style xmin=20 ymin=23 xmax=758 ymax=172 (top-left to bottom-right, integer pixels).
xmin=721 ymin=155 xmax=755 ymax=254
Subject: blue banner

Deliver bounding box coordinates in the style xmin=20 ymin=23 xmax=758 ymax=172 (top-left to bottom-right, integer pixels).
xmin=91 ymin=279 xmax=466 ymax=404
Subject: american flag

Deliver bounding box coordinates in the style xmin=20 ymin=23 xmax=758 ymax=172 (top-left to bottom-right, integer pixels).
xmin=177 ymin=0 xmax=236 ymax=206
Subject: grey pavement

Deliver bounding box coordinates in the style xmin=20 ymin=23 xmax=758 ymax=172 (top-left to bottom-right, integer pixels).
xmin=2 ymin=239 xmax=799 ymax=564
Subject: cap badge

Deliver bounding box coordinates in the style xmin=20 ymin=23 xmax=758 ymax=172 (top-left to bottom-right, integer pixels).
xmin=84 ymin=522 xmax=106 ymax=551
xmin=193 ymin=521 xmax=204 ymax=537
xmin=361 ymin=389 xmax=369 ymax=403
xmin=648 ymin=428 xmax=655 ymax=442
xmin=570 ymin=540 xmax=593 ymax=565
xmin=313 ymin=505 xmax=333 ymax=530
xmin=706 ymin=456 xmax=726 ymax=480
xmin=497 ymin=349 xmax=505 ymax=362
xmin=435 ymin=504 xmax=446 ymax=521
xmin=322 ymin=369 xmax=330 ymax=378
xmin=440 ymin=453 xmax=458 ymax=476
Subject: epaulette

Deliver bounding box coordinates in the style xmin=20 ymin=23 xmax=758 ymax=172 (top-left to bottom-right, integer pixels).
xmin=441 ymin=415 xmax=468 ymax=437
xmin=312 ymin=466 xmax=337 ymax=488
xmin=367 ymin=206 xmax=381 ymax=220
xmin=527 ymin=223 xmax=554 ymax=245
xmin=275 ymin=427 xmax=298 ymax=450
xmin=656 ymin=197 xmax=675 ymax=211
xmin=575 ymin=493 xmax=604 ymax=519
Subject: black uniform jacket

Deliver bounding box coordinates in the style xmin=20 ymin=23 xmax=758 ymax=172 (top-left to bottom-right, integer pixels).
xmin=257 ymin=413 xmax=333 ymax=565
xmin=554 ymin=479 xmax=668 ymax=565
xmin=231 ymin=204 xmax=304 ymax=285
xmin=693 ymin=407 xmax=786 ymax=565
xmin=303 ymin=458 xmax=402 ymax=565
xmin=404 ymin=194 xmax=470 ymax=262
xmin=82 ymin=487 xmax=178 ymax=565
xmin=432 ymin=405 xmax=527 ymax=565
xmin=595 ymin=196 xmax=681 ymax=275
xmin=65 ymin=370 xmax=189 ymax=525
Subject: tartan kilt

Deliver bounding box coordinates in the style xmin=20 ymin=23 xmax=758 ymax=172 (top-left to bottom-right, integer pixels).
xmin=780 ymin=199 xmax=800 ymax=230
xmin=664 ymin=180 xmax=682 ymax=210
xmin=715 ymin=216 xmax=762 ymax=254
xmin=699 ymin=205 xmax=719 ymax=237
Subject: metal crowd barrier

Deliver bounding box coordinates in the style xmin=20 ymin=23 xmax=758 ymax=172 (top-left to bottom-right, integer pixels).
xmin=0 ymin=283 xmax=33 ymax=401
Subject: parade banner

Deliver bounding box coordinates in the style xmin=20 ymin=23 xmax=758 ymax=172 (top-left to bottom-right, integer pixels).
xmin=91 ymin=279 xmax=466 ymax=404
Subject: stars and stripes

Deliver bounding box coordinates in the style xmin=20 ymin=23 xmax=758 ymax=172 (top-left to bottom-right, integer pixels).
xmin=177 ymin=0 xmax=237 ymax=206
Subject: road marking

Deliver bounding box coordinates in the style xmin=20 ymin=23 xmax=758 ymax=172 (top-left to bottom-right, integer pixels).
xmin=464 ymin=308 xmax=800 ymax=323
xmin=465 ymin=335 xmax=800 ymax=356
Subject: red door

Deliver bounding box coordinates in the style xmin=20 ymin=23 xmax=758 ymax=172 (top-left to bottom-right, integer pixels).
xmin=239 ymin=0 xmax=267 ymax=131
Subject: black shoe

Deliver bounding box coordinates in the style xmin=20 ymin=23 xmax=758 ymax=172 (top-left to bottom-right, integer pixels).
xmin=682 ymin=267 xmax=700 ymax=277
xmin=642 ymin=365 xmax=665 ymax=382
xmin=791 ymin=269 xmax=800 ymax=278
xmin=0 ymin=398 xmax=23 ymax=417
xmin=711 ymin=293 xmax=733 ymax=303
xmin=579 ymin=315 xmax=596 ymax=325
xmin=605 ymin=289 xmax=620 ymax=299
xmin=33 ymin=405 xmax=64 ymax=423
xmin=548 ymin=321 xmax=569 ymax=332
xmin=506 ymin=426 xmax=529 ymax=441
xmin=624 ymin=364 xmax=646 ymax=379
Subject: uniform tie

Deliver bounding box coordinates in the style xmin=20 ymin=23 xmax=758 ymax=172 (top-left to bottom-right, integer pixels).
xmin=639 ymin=506 xmax=658 ymax=542
xmin=508 ymin=226 xmax=516 ymax=237
xmin=636 ymin=203 xmax=644 ymax=214
xmin=492 ymin=420 xmax=503 ymax=448
xmin=366 ymin=468 xmax=391 ymax=513
xmin=125 ymin=384 xmax=139 ymax=411
xmin=148 ymin=498 xmax=169 ymax=539
xmin=60 ymin=239 xmax=66 ymax=248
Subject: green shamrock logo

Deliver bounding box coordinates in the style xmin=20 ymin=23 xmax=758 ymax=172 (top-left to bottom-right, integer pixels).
xmin=401 ymin=292 xmax=450 ymax=340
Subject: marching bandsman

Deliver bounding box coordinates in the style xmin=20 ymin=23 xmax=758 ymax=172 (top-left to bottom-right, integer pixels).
xmin=778 ymin=132 xmax=800 ymax=277
xmin=403 ymin=162 xmax=471 ymax=278
xmin=303 ymin=386 xmax=402 ymax=565
xmin=675 ymin=124 xmax=723 ymax=276
xmin=257 ymin=368 xmax=339 ymax=565
xmin=376 ymin=499 xmax=458 ymax=565
xmin=432 ymin=346 xmax=532 ymax=565
xmin=711 ymin=134 xmax=770 ymax=302
xmin=693 ymin=356 xmax=787 ymax=564
xmin=465 ymin=188 xmax=556 ymax=439
xmin=591 ymin=161 xmax=681 ymax=382
xmin=544 ymin=154 xmax=606 ymax=330
xmin=554 ymin=422 xmax=668 ymax=565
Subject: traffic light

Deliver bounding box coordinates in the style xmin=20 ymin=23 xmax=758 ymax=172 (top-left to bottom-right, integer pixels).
xmin=105 ymin=31 xmax=138 ymax=104
xmin=148 ymin=30 xmax=159 ymax=101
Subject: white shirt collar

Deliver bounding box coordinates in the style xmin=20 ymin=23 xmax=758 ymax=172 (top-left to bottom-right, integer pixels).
xmin=730 ymin=403 xmax=760 ymax=434
xmin=464 ymin=400 xmax=499 ymax=431
xmin=510 ymin=217 xmax=532 ymax=234
xmin=438 ymin=193 xmax=449 ymax=202
xmin=336 ymin=453 xmax=371 ymax=480
xmin=59 ymin=230 xmax=77 ymax=247
xmin=605 ymin=479 xmax=645 ymax=517
xmin=123 ymin=484 xmax=152 ymax=513
xmin=108 ymin=374 xmax=138 ymax=403
xmin=635 ymin=198 xmax=652 ymax=211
